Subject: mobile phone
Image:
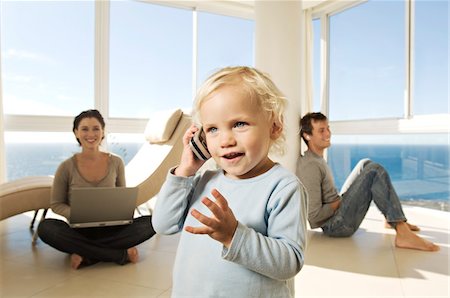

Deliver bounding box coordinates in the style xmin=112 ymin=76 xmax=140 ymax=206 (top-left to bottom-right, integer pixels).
xmin=189 ymin=127 xmax=211 ymax=161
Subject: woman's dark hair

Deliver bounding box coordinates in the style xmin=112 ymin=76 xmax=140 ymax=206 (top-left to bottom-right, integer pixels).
xmin=73 ymin=109 xmax=105 ymax=145
xmin=299 ymin=112 xmax=328 ymax=145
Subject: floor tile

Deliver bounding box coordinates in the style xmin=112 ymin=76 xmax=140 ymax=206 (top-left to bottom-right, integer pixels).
xmin=0 ymin=259 xmax=78 ymax=297
xmin=32 ymin=275 xmax=164 ymax=297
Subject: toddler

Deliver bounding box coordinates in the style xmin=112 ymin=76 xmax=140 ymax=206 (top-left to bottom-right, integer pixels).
xmin=153 ymin=66 xmax=308 ymax=297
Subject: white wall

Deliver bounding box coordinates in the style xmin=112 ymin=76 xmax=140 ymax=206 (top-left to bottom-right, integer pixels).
xmin=254 ymin=1 xmax=303 ymax=173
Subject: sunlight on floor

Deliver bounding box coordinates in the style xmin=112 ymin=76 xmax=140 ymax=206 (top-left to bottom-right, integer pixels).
xmin=1 ymin=206 xmax=448 ymax=297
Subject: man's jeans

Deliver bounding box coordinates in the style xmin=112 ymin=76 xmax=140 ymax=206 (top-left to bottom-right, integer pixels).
xmin=322 ymin=159 xmax=407 ymax=237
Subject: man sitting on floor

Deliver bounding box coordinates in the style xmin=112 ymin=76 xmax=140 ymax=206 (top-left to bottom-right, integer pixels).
xmin=297 ymin=112 xmax=439 ymax=252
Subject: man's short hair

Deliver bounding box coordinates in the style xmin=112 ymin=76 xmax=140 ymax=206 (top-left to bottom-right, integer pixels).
xmin=299 ymin=112 xmax=328 ymax=145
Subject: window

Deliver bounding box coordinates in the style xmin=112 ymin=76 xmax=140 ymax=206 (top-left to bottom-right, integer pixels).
xmin=197 ymin=11 xmax=254 ymax=85
xmin=1 ymin=1 xmax=95 ymax=116
xmin=413 ymin=1 xmax=449 ymax=115
xmin=4 ymin=132 xmax=143 ymax=181
xmin=311 ymin=0 xmax=449 ymax=210
xmin=109 ymin=2 xmax=193 ymax=118
xmin=106 ymin=133 xmax=144 ymax=165
xmin=328 ymin=134 xmax=449 ymax=209
xmin=5 ymin=132 xmax=78 ymax=180
xmin=312 ymin=18 xmax=321 ymax=112
xmin=328 ymin=1 xmax=405 ymax=120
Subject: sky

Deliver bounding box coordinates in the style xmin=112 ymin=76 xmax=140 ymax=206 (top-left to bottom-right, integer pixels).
xmin=312 ymin=0 xmax=449 ymax=120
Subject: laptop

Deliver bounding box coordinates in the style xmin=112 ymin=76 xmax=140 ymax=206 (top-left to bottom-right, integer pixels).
xmin=69 ymin=187 xmax=138 ymax=228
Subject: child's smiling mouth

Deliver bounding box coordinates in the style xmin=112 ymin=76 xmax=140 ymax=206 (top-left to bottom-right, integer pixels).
xmin=222 ymin=152 xmax=244 ymax=160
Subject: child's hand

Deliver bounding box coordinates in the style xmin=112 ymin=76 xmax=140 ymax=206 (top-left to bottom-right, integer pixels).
xmin=175 ymin=125 xmax=206 ymax=177
xmin=185 ymin=189 xmax=238 ymax=248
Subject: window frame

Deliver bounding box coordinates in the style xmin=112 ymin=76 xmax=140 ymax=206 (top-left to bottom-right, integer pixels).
xmin=311 ymin=0 xmax=450 ymax=135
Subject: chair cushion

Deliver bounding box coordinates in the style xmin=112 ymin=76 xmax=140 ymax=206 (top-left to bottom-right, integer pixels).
xmin=0 ymin=176 xmax=53 ymax=197
xmin=144 ymin=109 xmax=183 ymax=144
xmin=0 ymin=176 xmax=54 ymax=220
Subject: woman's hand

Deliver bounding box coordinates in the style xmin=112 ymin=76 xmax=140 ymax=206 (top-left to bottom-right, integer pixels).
xmin=185 ymin=189 xmax=238 ymax=248
xmin=174 ymin=124 xmax=206 ymax=177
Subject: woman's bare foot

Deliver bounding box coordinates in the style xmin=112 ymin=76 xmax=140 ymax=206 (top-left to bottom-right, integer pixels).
xmin=127 ymin=247 xmax=139 ymax=263
xmin=395 ymin=222 xmax=439 ymax=252
xmin=70 ymin=254 xmax=83 ymax=270
xmin=385 ymin=221 xmax=420 ymax=231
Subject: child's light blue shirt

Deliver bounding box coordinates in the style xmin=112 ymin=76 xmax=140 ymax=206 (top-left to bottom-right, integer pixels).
xmin=153 ymin=164 xmax=308 ymax=298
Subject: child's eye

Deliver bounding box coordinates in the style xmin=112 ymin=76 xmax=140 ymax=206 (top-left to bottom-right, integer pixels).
xmin=207 ymin=127 xmax=217 ymax=134
xmin=234 ymin=122 xmax=247 ymax=128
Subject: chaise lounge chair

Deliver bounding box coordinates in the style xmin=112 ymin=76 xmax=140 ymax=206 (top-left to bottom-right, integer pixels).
xmin=0 ymin=175 xmax=54 ymax=224
xmin=125 ymin=108 xmax=191 ymax=207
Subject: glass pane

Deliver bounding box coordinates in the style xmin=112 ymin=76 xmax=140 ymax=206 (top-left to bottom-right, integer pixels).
xmin=109 ymin=1 xmax=193 ymax=118
xmin=197 ymin=12 xmax=254 ymax=85
xmin=4 ymin=132 xmax=143 ymax=181
xmin=312 ymin=18 xmax=321 ymax=112
xmin=1 ymin=1 xmax=95 ymax=116
xmin=328 ymin=134 xmax=449 ymax=211
xmin=413 ymin=1 xmax=449 ymax=115
xmin=5 ymin=132 xmax=79 ymax=181
xmin=106 ymin=133 xmax=144 ymax=165
xmin=328 ymin=1 xmax=405 ymax=120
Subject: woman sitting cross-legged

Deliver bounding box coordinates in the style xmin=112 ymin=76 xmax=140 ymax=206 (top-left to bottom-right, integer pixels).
xmin=38 ymin=109 xmax=155 ymax=269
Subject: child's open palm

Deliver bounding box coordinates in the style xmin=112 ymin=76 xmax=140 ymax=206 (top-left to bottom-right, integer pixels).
xmin=185 ymin=188 xmax=238 ymax=248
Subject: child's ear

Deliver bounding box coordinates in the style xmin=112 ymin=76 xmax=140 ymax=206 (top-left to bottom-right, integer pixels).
xmin=270 ymin=121 xmax=283 ymax=140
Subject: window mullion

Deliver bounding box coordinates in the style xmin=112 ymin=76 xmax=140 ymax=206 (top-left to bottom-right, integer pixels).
xmin=192 ymin=8 xmax=198 ymax=101
xmin=320 ymin=14 xmax=329 ymax=116
xmin=405 ymin=0 xmax=414 ymax=119
xmin=94 ymin=0 xmax=110 ymax=119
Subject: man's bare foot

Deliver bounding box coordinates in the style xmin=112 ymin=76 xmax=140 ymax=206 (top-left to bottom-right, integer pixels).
xmin=395 ymin=222 xmax=439 ymax=252
xmin=385 ymin=221 xmax=420 ymax=231
xmin=70 ymin=254 xmax=83 ymax=270
xmin=127 ymin=247 xmax=139 ymax=263
xmin=395 ymin=234 xmax=440 ymax=251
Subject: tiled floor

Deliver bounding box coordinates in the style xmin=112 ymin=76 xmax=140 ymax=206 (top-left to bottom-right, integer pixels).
xmin=1 ymin=205 xmax=448 ymax=297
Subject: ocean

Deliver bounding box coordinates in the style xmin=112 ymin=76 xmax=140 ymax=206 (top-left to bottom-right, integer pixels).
xmin=328 ymin=144 xmax=449 ymax=211
xmin=5 ymin=143 xmax=142 ymax=180
xmin=5 ymin=143 xmax=450 ymax=211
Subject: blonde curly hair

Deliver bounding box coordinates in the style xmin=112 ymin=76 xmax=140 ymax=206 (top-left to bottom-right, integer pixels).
xmin=193 ymin=66 xmax=287 ymax=155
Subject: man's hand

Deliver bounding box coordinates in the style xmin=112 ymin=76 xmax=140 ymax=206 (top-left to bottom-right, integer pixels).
xmin=330 ymin=197 xmax=341 ymax=211
xmin=185 ymin=189 xmax=238 ymax=248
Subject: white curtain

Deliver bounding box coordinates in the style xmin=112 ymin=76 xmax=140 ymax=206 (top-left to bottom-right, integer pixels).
xmin=0 ymin=33 xmax=5 ymax=183
xmin=301 ymin=7 xmax=314 ymax=116
xmin=0 ymin=74 xmax=6 ymax=183
xmin=299 ymin=7 xmax=314 ymax=154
